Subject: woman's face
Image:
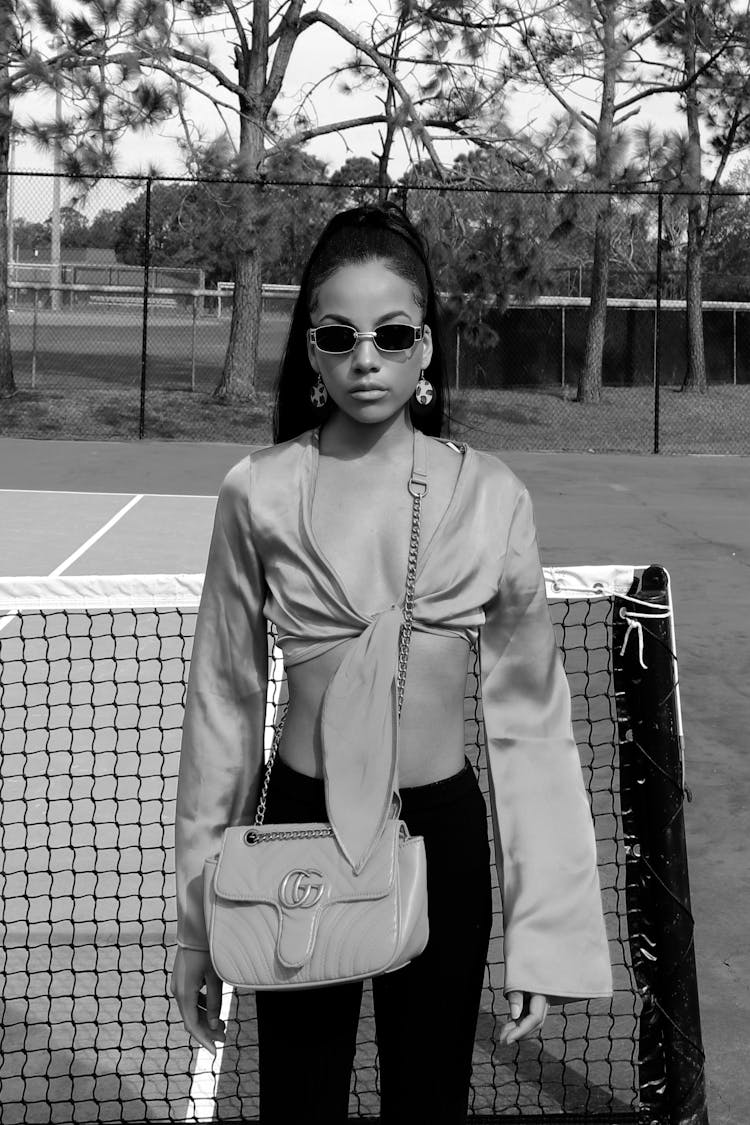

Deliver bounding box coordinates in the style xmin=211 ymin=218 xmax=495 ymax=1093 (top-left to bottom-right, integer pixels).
xmin=307 ymin=259 xmax=433 ymax=427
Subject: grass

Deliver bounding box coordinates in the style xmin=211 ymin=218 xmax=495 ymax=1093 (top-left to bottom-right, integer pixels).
xmin=449 ymin=384 xmax=750 ymax=454
xmin=1 ymin=382 xmax=749 ymax=454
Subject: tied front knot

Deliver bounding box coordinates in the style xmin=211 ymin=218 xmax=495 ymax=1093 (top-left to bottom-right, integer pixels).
xmin=321 ymin=608 xmax=403 ymax=872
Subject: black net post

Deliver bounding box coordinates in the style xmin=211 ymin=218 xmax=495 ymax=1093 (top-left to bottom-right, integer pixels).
xmin=139 ymin=176 xmax=153 ymax=440
xmin=613 ymin=565 xmax=708 ymax=1125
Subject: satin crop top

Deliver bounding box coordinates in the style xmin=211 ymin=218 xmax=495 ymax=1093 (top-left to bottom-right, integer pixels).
xmin=175 ymin=429 xmax=613 ymax=1004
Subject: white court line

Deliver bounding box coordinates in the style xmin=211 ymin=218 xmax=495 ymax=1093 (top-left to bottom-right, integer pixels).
xmin=0 ymin=493 xmax=143 ymax=632
xmin=48 ymin=494 xmax=144 ymax=577
xmin=0 ymin=487 xmax=217 ymax=499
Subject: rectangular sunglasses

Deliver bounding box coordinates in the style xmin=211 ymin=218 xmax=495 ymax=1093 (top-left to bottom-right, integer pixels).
xmin=308 ymin=323 xmax=423 ymax=354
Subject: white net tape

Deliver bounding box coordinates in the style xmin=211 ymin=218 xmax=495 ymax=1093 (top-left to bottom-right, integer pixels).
xmin=0 ymin=565 xmax=638 ymax=613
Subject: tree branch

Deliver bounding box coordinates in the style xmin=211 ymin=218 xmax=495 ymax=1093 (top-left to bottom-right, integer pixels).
xmin=615 ymin=32 xmax=738 ymax=113
xmin=269 ymin=113 xmax=389 ymax=152
xmin=265 ymin=0 xmax=305 ymax=109
xmin=223 ymin=0 xmax=250 ymax=70
xmin=138 ymin=56 xmax=241 ymax=117
xmin=298 ymin=8 xmax=446 ymax=176
xmin=517 ymin=27 xmax=598 ymax=137
xmin=141 ymin=41 xmax=247 ymax=99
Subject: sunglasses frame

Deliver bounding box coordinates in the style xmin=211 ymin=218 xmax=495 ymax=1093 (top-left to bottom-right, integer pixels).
xmin=307 ymin=323 xmax=424 ymax=355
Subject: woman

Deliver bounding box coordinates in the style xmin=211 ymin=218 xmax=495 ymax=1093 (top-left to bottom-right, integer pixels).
xmin=171 ymin=204 xmax=612 ymax=1123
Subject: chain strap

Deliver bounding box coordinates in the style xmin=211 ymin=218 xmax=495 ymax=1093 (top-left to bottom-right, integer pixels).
xmin=253 ymin=718 xmax=281 ymax=828
xmin=396 ymin=482 xmax=424 ymax=721
xmin=245 ymin=825 xmax=333 ymax=845
xmin=252 ymin=464 xmax=424 ymax=835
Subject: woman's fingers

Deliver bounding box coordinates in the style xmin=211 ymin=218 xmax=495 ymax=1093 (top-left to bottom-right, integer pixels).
xmin=197 ymin=980 xmax=227 ymax=1044
xmin=170 ymin=950 xmax=226 ymax=1056
xmin=184 ymin=997 xmax=220 ymax=1056
xmin=204 ymin=968 xmax=226 ymax=1034
xmin=499 ymin=991 xmax=549 ymax=1045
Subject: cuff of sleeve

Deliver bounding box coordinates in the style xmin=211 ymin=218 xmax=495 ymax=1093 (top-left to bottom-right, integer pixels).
xmin=504 ymin=984 xmax=614 ymax=1006
xmin=175 ymin=936 xmax=211 ymax=952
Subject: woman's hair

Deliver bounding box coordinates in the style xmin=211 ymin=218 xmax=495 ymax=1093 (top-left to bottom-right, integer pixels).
xmin=273 ymin=203 xmax=450 ymax=443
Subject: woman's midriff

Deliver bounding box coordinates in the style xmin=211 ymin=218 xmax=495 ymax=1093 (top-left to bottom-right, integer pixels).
xmin=279 ymin=630 xmax=471 ymax=788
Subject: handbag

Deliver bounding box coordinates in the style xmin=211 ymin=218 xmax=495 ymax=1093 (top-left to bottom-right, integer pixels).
xmin=202 ymin=445 xmax=430 ymax=990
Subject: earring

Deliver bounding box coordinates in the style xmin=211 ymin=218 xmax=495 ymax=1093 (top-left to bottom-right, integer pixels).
xmin=414 ymin=374 xmax=434 ymax=406
xmin=310 ymin=374 xmax=328 ymax=408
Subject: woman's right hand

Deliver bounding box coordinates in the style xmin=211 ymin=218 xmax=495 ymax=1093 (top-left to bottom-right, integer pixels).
xmin=171 ymin=947 xmax=227 ymax=1056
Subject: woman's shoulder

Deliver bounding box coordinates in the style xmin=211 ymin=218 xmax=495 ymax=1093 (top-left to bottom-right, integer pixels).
xmin=217 ymin=431 xmax=313 ymax=497
xmin=429 ymin=434 xmax=527 ymax=499
xmin=251 ymin=429 xmax=313 ymax=462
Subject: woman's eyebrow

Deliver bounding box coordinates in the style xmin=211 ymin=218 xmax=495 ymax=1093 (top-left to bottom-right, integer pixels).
xmin=317 ymin=310 xmax=412 ymax=325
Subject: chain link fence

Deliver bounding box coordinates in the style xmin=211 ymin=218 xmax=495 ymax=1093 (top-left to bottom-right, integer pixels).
xmin=1 ymin=172 xmax=748 ymax=452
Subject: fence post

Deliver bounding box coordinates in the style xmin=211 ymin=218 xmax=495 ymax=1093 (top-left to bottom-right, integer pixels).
xmin=561 ymin=306 xmax=566 ymax=389
xmin=455 ymin=324 xmax=460 ymax=390
xmin=31 ymin=287 xmax=39 ymax=389
xmin=197 ymin=269 xmax=205 ymax=316
xmin=653 ymin=192 xmax=663 ymax=454
xmin=191 ymin=295 xmax=198 ymax=392
xmin=139 ymin=177 xmax=153 ymax=440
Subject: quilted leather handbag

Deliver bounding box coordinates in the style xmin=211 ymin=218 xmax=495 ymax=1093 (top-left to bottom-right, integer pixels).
xmin=203 ymin=444 xmax=430 ymax=990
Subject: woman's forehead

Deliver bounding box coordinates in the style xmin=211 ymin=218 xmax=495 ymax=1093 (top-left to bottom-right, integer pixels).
xmin=312 ymin=260 xmax=420 ymax=315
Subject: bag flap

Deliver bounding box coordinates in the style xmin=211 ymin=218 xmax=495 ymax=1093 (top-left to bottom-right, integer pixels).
xmin=212 ymin=820 xmax=402 ymax=904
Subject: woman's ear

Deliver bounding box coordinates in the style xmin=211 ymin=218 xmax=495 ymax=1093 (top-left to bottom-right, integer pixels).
xmin=307 ymin=334 xmax=320 ymax=374
xmin=421 ymin=324 xmax=434 ymax=371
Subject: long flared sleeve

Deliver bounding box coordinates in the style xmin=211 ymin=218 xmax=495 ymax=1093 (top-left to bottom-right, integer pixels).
xmin=175 ymin=458 xmax=269 ymax=951
xmin=480 ymin=485 xmax=612 ymax=1004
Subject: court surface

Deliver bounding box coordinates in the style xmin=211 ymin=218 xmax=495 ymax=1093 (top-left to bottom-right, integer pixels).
xmin=1 ymin=436 xmax=747 ymax=1125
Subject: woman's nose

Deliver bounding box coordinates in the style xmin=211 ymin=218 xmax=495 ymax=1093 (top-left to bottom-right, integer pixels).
xmin=351 ymin=337 xmax=380 ymax=368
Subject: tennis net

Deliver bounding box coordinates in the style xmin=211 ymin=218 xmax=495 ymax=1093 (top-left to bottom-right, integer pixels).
xmin=0 ymin=567 xmax=706 ymax=1124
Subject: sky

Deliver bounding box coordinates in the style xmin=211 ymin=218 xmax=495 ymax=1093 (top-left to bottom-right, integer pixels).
xmin=12 ymin=4 xmax=449 ymax=221
xmin=12 ymin=0 xmax=734 ymax=226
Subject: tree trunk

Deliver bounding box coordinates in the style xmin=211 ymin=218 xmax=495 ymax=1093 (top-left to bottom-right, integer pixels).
xmin=214 ymin=204 xmax=263 ymax=402
xmin=0 ymin=13 xmax=16 ymax=399
xmin=681 ymin=0 xmax=707 ymax=393
xmin=213 ymin=125 xmax=265 ymax=402
xmin=578 ymin=195 xmax=612 ymax=403
xmin=683 ymin=200 xmax=706 ymax=391
xmin=577 ymin=2 xmax=616 ymax=404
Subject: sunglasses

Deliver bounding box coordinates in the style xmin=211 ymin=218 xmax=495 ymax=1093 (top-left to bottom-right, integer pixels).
xmin=307 ymin=323 xmax=423 ymax=355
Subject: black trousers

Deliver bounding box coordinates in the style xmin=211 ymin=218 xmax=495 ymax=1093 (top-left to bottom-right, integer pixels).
xmin=256 ymin=757 xmax=493 ymax=1124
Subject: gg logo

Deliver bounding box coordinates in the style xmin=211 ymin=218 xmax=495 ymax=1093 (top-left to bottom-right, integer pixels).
xmin=279 ymin=869 xmax=326 ymax=910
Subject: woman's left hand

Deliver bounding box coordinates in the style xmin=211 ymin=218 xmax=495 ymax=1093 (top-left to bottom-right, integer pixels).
xmin=499 ymin=991 xmax=549 ymax=1045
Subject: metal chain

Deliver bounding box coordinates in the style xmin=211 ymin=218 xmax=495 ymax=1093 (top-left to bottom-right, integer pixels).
xmin=253 ymin=714 xmax=285 ymax=828
xmin=397 ymin=488 xmax=423 ymax=721
xmin=254 ymin=480 xmax=423 ymax=829
xmin=245 ymin=825 xmax=334 ymax=846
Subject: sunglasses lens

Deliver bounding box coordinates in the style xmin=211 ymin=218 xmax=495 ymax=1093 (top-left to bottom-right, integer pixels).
xmin=374 ymin=325 xmax=417 ymax=351
xmin=314 ymin=326 xmax=357 ymax=353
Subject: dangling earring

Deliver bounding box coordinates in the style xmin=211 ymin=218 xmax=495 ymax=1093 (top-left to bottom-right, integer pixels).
xmin=414 ymin=373 xmax=434 ymax=406
xmin=310 ymin=374 xmax=328 ymax=408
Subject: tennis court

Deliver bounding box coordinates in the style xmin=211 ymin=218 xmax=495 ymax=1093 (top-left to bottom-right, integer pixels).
xmin=0 ymin=436 xmax=747 ymax=1125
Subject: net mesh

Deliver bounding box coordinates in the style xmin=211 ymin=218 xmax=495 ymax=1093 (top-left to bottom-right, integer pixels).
xmin=0 ymin=572 xmax=642 ymax=1124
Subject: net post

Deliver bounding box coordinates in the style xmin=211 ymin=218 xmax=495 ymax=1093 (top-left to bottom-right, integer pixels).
xmin=612 ymin=565 xmax=708 ymax=1125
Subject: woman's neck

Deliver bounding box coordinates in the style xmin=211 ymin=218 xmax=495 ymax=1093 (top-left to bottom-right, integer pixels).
xmin=320 ymin=407 xmax=414 ymax=462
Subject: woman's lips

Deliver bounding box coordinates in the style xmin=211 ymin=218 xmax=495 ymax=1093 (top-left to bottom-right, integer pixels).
xmin=350 ymin=386 xmax=388 ymax=400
